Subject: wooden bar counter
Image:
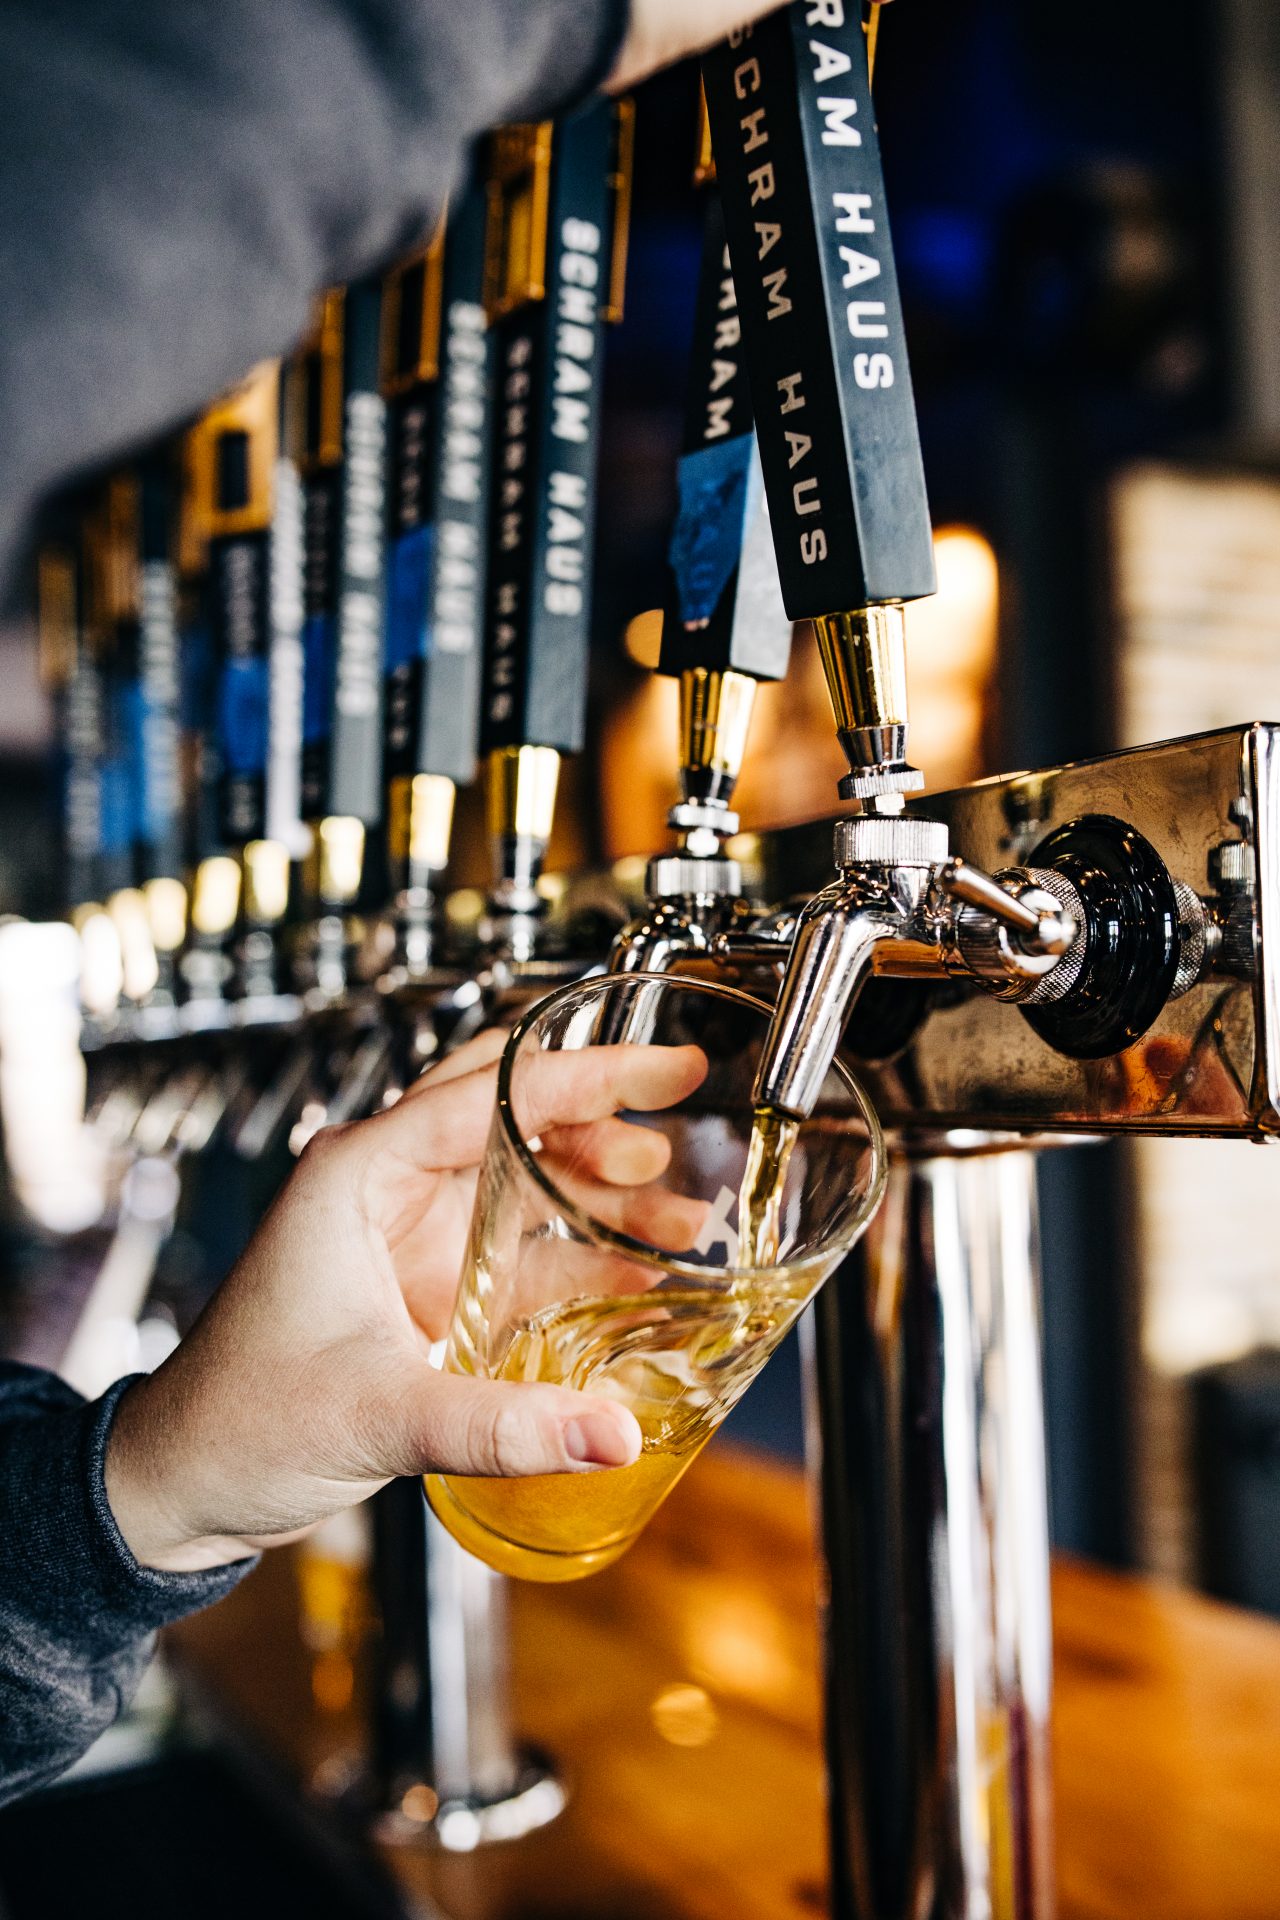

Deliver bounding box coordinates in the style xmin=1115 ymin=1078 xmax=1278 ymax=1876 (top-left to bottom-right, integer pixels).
xmin=170 ymin=1445 xmax=1280 ymax=1920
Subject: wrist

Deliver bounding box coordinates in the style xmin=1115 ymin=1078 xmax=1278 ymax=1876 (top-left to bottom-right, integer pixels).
xmin=104 ymin=1374 xmax=252 ymax=1576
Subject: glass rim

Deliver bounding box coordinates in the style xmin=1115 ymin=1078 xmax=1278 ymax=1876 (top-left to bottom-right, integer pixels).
xmin=494 ymin=969 xmax=887 ymax=1283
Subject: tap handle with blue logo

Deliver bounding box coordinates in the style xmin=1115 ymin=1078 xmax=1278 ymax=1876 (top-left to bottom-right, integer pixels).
xmin=702 ymin=2 xmax=934 ymax=620
xmin=80 ymin=479 xmax=141 ymax=903
xmin=186 ymin=365 xmax=278 ymax=853
xmin=382 ymin=175 xmax=494 ymax=798
xmin=658 ymin=99 xmax=791 ymax=686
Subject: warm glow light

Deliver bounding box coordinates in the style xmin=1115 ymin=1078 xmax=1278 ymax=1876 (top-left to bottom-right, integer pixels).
xmin=445 ymin=888 xmax=486 ymax=929
xmin=624 ymin=607 xmax=664 ymax=668
xmin=611 ymin=853 xmax=649 ymax=893
xmin=681 ymin=1588 xmax=799 ymax=1714
xmin=907 ymin=526 xmax=1000 ymax=791
xmin=650 ymin=1682 xmax=719 ymax=1748
xmin=107 ymin=889 xmax=160 ymax=1003
xmin=400 ymin=1784 xmax=439 ymax=1824
xmin=310 ymin=1651 xmax=354 ymax=1715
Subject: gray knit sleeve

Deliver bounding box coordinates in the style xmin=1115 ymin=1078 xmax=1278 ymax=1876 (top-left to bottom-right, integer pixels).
xmin=0 ymin=0 xmax=630 ymax=573
xmin=0 ymin=1366 xmax=255 ymax=1806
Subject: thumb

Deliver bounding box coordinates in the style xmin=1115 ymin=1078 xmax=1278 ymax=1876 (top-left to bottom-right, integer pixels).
xmin=398 ymin=1368 xmax=643 ymax=1478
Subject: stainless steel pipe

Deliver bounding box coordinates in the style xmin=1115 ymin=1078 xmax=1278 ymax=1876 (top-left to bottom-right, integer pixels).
xmin=803 ymin=1142 xmax=1054 ymax=1920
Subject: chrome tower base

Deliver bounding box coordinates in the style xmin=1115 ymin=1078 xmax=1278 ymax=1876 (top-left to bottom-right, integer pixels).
xmin=368 ymin=1479 xmax=565 ymax=1851
xmin=804 ymin=1143 xmax=1054 ymax=1920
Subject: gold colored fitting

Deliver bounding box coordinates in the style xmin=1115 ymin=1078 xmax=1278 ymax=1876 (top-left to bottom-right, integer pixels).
xmin=865 ymin=0 xmax=883 ymax=84
xmin=694 ymin=86 xmax=716 ymax=187
xmin=389 ymin=774 xmax=457 ymax=874
xmin=604 ymin=98 xmax=636 ymax=326
xmin=678 ymin=668 xmax=757 ymax=788
xmin=381 ymin=223 xmax=447 ymax=398
xmin=82 ymin=474 xmax=140 ymax=650
xmin=106 ymin=888 xmax=160 ymax=1003
xmin=484 ymin=104 xmax=633 ymax=328
xmin=486 ymin=746 xmax=561 ymax=844
xmin=184 ymin=362 xmax=280 ymax=543
xmin=484 ymin=123 xmax=554 ymax=322
xmin=70 ymin=901 xmax=104 ymax=936
xmin=143 ymin=876 xmax=189 ymax=956
xmin=813 ymin=604 xmax=909 ymax=738
xmin=316 ymin=816 xmax=366 ymax=908
xmin=242 ymin=840 xmax=291 ymax=926
xmin=76 ymin=907 xmax=124 ymax=1018
xmin=36 ymin=547 xmax=77 ymax=692
xmin=190 ymin=856 xmax=242 ymax=939
xmin=283 ymin=295 xmax=345 ymax=475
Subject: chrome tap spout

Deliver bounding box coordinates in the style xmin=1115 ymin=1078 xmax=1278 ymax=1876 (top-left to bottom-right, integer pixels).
xmin=754 ymin=874 xmax=912 ymax=1119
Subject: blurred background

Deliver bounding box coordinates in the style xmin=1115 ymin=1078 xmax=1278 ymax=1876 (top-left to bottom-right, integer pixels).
xmin=3 ymin=0 xmax=1280 ymax=1738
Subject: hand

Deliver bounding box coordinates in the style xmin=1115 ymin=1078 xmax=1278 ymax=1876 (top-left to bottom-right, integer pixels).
xmin=104 ymin=1030 xmax=707 ymax=1575
xmin=608 ymin=0 xmax=896 ymax=93
xmin=608 ymin=0 xmax=782 ymax=91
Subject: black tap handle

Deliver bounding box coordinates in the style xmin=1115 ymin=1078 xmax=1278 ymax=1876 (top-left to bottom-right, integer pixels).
xmin=658 ymin=193 xmax=792 ymax=682
xmin=702 ymin=5 xmax=935 ymax=616
xmin=264 ymin=375 xmax=307 ymax=855
xmin=478 ymin=99 xmax=631 ymax=756
xmin=328 ymin=276 xmax=389 ymax=824
xmin=133 ymin=451 xmax=185 ymax=881
xmin=79 ymin=480 xmax=141 ymax=898
xmin=383 ymin=174 xmax=493 ymax=788
xmin=184 ymin=365 xmax=279 ymax=853
xmin=38 ymin=528 xmax=101 ymax=911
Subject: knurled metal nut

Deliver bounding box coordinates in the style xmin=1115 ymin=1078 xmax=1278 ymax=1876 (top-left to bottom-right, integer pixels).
xmin=1209 ymin=840 xmax=1255 ymax=891
xmin=833 ymin=815 xmax=950 ymax=869
xmin=839 ymin=766 xmax=927 ymax=800
xmin=1171 ymin=879 xmax=1208 ymax=998
xmin=1221 ymin=898 xmax=1257 ymax=977
xmin=647 ymin=856 xmax=743 ymax=900
xmin=1017 ymin=868 xmax=1088 ymax=1007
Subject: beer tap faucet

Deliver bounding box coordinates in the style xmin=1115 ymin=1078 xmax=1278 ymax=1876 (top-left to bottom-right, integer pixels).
xmin=476 ymin=100 xmax=633 ymax=970
xmin=380 ymin=175 xmax=493 ymax=987
xmin=185 ymin=364 xmax=299 ymax=1013
xmin=38 ymin=518 xmax=125 ymax=1038
xmin=610 ymin=94 xmax=791 ymax=1005
xmin=79 ymin=474 xmax=178 ymax=1026
xmin=363 ymin=106 xmax=632 ymax=1854
xmin=702 ymin=6 xmax=1078 ymax=1121
xmin=289 ymin=281 xmax=388 ymax=1003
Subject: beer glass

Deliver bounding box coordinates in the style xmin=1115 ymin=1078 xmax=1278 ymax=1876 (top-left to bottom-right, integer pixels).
xmin=426 ymin=972 xmax=885 ymax=1582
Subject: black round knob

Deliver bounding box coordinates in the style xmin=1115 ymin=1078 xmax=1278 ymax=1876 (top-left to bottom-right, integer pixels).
xmin=1020 ymin=814 xmax=1180 ymax=1060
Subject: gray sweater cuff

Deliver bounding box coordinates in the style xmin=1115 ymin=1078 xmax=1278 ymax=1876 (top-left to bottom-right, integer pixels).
xmin=3 ymin=1367 xmax=254 ymax=1659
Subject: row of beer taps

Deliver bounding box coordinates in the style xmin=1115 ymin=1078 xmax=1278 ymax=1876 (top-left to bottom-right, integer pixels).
xmin=23 ymin=12 xmax=1272 ymax=1904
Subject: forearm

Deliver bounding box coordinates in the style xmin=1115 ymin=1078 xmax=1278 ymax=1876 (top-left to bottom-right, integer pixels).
xmin=0 ymin=1366 xmax=252 ymax=1806
xmin=0 ymin=0 xmax=628 ymax=571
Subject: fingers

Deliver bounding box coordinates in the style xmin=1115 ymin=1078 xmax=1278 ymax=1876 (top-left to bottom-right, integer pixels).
xmin=403 ymin=1368 xmax=643 ymax=1477
xmin=369 ymin=1042 xmax=707 ymax=1178
xmin=510 ymin=1043 xmax=708 ymax=1142
xmin=538 ymin=1113 xmax=672 ymax=1186
xmin=540 ymin=1157 xmax=709 ymax=1252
